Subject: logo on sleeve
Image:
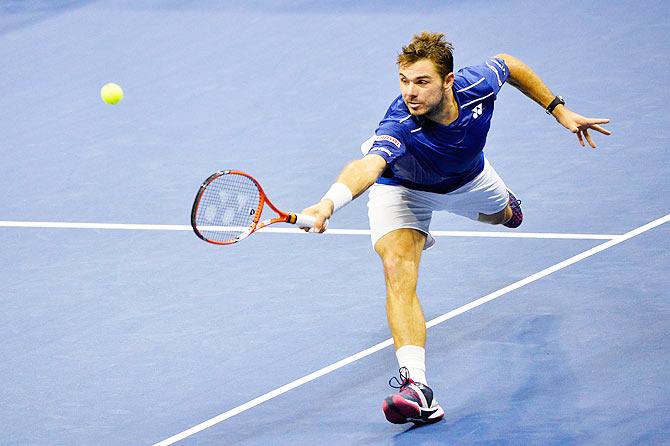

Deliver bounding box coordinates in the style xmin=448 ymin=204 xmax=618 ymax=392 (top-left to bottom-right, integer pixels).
xmin=374 ymin=135 xmax=402 ymax=148
xmin=472 ymin=103 xmax=483 ymax=118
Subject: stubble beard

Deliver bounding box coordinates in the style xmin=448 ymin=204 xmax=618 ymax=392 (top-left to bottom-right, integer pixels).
xmin=410 ymin=94 xmax=445 ymax=121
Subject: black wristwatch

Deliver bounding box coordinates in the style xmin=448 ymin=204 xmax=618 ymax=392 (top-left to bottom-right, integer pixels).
xmin=545 ymin=95 xmax=565 ymax=114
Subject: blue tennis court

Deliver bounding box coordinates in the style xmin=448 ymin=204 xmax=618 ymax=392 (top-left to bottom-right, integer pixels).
xmin=1 ymin=1 xmax=668 ymax=444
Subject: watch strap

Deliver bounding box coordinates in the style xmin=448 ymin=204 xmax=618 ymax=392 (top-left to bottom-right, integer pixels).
xmin=545 ymin=95 xmax=565 ymax=114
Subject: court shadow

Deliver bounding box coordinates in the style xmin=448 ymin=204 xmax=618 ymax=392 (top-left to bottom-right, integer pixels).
xmin=0 ymin=0 xmax=102 ymax=36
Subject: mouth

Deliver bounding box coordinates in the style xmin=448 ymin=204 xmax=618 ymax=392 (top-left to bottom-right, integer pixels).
xmin=406 ymin=101 xmax=422 ymax=111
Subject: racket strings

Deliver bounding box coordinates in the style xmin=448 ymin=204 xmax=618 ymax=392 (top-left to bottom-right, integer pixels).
xmin=195 ymin=173 xmax=262 ymax=243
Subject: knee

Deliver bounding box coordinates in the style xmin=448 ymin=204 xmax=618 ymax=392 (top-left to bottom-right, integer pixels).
xmin=378 ymin=249 xmax=421 ymax=302
xmin=379 ymin=250 xmax=421 ymax=294
xmin=381 ymin=252 xmax=417 ymax=277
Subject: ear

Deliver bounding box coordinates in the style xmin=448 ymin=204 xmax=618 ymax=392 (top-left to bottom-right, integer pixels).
xmin=443 ymin=72 xmax=455 ymax=90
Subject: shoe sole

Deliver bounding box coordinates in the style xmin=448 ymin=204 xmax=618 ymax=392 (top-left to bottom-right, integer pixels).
xmin=383 ymin=395 xmax=444 ymax=425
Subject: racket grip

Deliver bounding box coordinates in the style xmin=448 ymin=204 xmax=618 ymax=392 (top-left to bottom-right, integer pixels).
xmin=290 ymin=213 xmax=329 ymax=231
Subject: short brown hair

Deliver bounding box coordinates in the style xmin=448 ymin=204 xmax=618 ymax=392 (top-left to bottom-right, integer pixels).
xmin=397 ymin=32 xmax=454 ymax=79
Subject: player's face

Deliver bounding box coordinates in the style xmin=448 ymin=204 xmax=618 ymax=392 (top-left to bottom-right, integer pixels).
xmin=399 ymin=59 xmax=453 ymax=118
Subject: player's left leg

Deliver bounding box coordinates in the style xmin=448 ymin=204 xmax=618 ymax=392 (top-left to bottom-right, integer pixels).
xmin=478 ymin=204 xmax=511 ymax=225
xmin=478 ymin=189 xmax=523 ymax=227
xmin=442 ymin=158 xmax=523 ymax=228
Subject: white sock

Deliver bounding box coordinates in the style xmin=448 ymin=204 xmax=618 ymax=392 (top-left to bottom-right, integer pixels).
xmin=395 ymin=345 xmax=427 ymax=385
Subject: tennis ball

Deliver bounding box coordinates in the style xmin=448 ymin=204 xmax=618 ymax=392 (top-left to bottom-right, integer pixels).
xmin=100 ymin=82 xmax=124 ymax=104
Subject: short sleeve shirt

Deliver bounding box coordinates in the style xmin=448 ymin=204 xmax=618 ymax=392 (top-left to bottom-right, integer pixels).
xmin=368 ymin=57 xmax=509 ymax=193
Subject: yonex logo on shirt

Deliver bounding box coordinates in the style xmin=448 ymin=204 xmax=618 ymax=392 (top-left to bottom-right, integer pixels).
xmin=472 ymin=103 xmax=483 ymax=118
xmin=375 ymin=135 xmax=402 ymax=148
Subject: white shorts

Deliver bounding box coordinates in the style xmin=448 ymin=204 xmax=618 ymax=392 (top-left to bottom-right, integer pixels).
xmin=367 ymin=158 xmax=509 ymax=250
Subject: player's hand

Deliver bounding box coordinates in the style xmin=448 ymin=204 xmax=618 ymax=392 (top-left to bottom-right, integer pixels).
xmin=552 ymin=106 xmax=611 ymax=148
xmin=300 ymin=200 xmax=333 ymax=233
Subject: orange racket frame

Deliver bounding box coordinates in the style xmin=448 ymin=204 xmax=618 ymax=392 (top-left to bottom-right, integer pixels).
xmin=191 ymin=170 xmax=315 ymax=245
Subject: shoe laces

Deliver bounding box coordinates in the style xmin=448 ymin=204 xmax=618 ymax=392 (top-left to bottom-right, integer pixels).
xmin=508 ymin=194 xmax=522 ymax=209
xmin=388 ymin=367 xmax=412 ymax=389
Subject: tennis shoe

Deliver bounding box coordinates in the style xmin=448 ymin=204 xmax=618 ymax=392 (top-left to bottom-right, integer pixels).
xmin=382 ymin=367 xmax=444 ymax=425
xmin=503 ymin=189 xmax=523 ymax=228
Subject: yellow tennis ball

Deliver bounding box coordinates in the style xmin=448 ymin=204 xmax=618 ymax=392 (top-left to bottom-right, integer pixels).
xmin=100 ymin=82 xmax=124 ymax=104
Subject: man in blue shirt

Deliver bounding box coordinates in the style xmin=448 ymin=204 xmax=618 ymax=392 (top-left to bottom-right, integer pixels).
xmin=301 ymin=32 xmax=610 ymax=425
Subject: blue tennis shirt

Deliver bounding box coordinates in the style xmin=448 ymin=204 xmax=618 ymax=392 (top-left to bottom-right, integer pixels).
xmin=368 ymin=58 xmax=509 ymax=193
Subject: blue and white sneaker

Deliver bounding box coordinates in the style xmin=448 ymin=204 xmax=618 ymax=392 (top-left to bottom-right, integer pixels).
xmin=382 ymin=368 xmax=444 ymax=425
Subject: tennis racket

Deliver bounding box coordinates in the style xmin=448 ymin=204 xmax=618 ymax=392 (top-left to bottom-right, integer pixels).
xmin=191 ymin=170 xmax=318 ymax=245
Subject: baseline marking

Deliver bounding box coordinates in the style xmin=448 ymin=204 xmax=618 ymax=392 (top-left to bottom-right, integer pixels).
xmin=0 ymin=220 xmax=616 ymax=240
xmin=152 ymin=213 xmax=669 ymax=445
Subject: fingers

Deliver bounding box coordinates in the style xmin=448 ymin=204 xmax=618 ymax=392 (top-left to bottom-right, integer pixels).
xmin=302 ymin=224 xmax=325 ymax=233
xmin=590 ymin=124 xmax=611 ymax=135
xmin=576 ymin=129 xmax=597 ymax=149
xmin=584 ymin=129 xmax=596 ymax=148
xmin=566 ymin=113 xmax=610 ymax=148
xmin=311 ymin=219 xmax=328 ymax=233
xmin=301 ymin=220 xmax=324 ymax=232
xmin=581 ymin=117 xmax=611 ymax=134
xmin=299 ymin=201 xmax=334 ymax=233
xmin=301 ymin=216 xmax=328 ymax=233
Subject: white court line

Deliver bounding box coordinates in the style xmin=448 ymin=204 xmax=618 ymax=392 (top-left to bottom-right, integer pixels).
xmin=152 ymin=213 xmax=669 ymax=446
xmin=0 ymin=220 xmax=617 ymax=240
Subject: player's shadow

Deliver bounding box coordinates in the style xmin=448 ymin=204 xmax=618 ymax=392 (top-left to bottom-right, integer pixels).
xmin=393 ymin=314 xmax=579 ymax=445
xmin=391 ymin=419 xmax=449 ymax=445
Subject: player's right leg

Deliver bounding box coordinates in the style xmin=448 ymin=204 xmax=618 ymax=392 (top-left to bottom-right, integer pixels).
xmin=374 ymin=228 xmax=445 ymax=425
xmin=374 ymin=228 xmax=427 ymax=351
xmin=368 ymin=185 xmax=445 ymax=425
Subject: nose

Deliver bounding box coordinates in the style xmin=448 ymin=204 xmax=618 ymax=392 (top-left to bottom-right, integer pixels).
xmin=404 ymin=82 xmax=418 ymax=98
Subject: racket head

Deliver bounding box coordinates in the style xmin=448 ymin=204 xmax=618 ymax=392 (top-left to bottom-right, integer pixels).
xmin=191 ymin=170 xmax=265 ymax=245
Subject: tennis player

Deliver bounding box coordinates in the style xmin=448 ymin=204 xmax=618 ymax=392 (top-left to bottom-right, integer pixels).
xmin=301 ymin=32 xmax=610 ymax=425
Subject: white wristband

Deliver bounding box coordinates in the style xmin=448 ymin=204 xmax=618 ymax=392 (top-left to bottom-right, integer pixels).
xmin=321 ymin=182 xmax=353 ymax=213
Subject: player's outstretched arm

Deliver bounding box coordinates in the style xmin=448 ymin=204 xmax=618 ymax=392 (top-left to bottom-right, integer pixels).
xmin=495 ymin=53 xmax=611 ymax=148
xmin=301 ymin=153 xmax=387 ymax=232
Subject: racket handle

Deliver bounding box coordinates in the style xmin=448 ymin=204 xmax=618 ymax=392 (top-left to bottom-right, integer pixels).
xmin=289 ymin=213 xmax=329 ymax=231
